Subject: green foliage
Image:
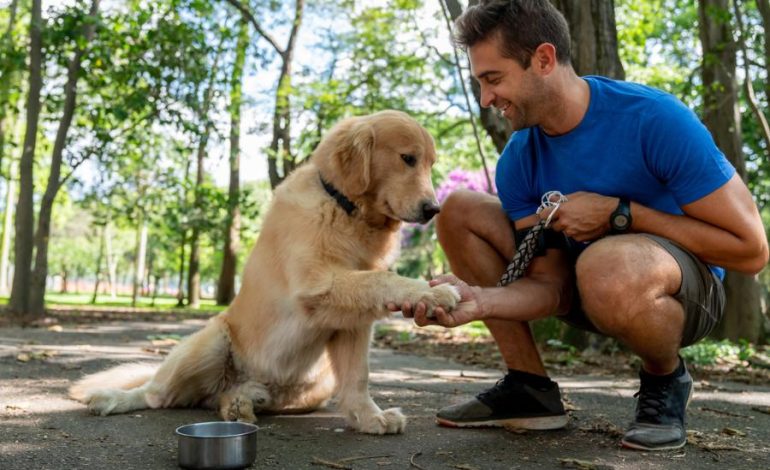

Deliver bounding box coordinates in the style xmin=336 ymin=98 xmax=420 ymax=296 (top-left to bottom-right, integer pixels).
xmin=680 ymin=339 xmax=758 ymax=366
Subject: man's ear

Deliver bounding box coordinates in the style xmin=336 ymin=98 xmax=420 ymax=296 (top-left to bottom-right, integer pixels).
xmin=336 ymin=120 xmax=374 ymax=196
xmin=533 ymin=43 xmax=557 ymax=75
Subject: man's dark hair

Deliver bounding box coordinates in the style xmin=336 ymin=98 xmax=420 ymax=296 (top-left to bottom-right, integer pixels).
xmin=454 ymin=0 xmax=572 ymax=68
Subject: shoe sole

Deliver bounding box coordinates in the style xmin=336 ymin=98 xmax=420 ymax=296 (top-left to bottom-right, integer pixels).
xmin=436 ymin=414 xmax=568 ymax=430
xmin=620 ymin=438 xmax=686 ymax=451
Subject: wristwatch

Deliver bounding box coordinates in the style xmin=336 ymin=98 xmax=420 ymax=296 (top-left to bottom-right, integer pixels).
xmin=610 ymin=197 xmax=632 ymax=234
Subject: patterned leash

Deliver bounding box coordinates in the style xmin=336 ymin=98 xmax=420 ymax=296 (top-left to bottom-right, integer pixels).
xmin=497 ymin=191 xmax=567 ymax=287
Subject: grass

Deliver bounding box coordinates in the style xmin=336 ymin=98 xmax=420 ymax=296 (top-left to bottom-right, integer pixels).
xmin=0 ymin=292 xmax=227 ymax=313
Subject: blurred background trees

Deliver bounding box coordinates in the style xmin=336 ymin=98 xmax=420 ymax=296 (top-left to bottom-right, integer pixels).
xmin=0 ymin=0 xmax=768 ymax=344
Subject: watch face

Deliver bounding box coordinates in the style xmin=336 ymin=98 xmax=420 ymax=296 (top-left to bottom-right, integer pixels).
xmin=613 ymin=214 xmax=630 ymax=230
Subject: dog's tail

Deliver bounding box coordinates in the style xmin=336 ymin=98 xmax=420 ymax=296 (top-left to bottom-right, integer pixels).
xmin=68 ymin=362 xmax=158 ymax=403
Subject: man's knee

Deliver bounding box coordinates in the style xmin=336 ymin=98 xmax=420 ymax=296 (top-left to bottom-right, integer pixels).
xmin=575 ymin=236 xmax=666 ymax=335
xmin=437 ymin=190 xmax=480 ymax=234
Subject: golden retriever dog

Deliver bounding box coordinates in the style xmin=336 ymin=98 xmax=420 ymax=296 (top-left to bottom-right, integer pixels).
xmin=69 ymin=110 xmax=459 ymax=434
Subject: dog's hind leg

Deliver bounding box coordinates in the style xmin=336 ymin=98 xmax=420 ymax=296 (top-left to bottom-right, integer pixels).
xmin=82 ymin=316 xmax=233 ymax=416
xmin=328 ymin=325 xmax=406 ymax=434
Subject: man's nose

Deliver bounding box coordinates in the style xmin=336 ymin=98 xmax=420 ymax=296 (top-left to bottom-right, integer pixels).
xmin=479 ymin=85 xmax=494 ymax=108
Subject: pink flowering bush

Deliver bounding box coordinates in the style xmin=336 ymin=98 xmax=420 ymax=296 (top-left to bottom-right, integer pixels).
xmin=436 ymin=168 xmax=496 ymax=203
xmin=396 ymin=168 xmax=495 ymax=277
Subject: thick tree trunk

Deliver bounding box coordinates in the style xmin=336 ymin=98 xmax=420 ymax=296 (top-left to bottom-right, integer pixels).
xmin=0 ymin=163 xmax=15 ymax=295
xmin=28 ymin=0 xmax=100 ymax=317
xmin=8 ymin=0 xmax=43 ymax=318
xmin=550 ymin=0 xmax=625 ymax=79
xmin=698 ymin=0 xmax=763 ymax=343
xmin=217 ymin=18 xmax=248 ymax=306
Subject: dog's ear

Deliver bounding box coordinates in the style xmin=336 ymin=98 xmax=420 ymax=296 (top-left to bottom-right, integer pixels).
xmin=337 ymin=120 xmax=374 ymax=196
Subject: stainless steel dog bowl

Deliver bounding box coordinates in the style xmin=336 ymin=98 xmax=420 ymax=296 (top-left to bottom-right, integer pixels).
xmin=175 ymin=421 xmax=258 ymax=469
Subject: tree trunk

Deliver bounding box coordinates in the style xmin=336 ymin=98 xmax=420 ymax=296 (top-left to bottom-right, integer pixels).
xmin=61 ymin=268 xmax=68 ymax=294
xmin=144 ymin=250 xmax=154 ymax=297
xmin=0 ymin=163 xmax=15 ymax=295
xmin=28 ymin=0 xmax=100 ymax=318
xmin=217 ymin=18 xmax=248 ymax=306
xmin=105 ymin=221 xmax=117 ymax=298
xmin=131 ymin=219 xmax=148 ymax=307
xmin=187 ymin=138 xmax=206 ymax=308
xmin=698 ymin=0 xmax=763 ymax=343
xmin=91 ymin=224 xmax=105 ymax=304
xmin=187 ymin=39 xmax=225 ymax=308
xmin=232 ymin=0 xmax=303 ymax=189
xmin=550 ymin=0 xmax=625 ymax=79
xmin=8 ymin=0 xmax=43 ymax=318
xmin=176 ymin=230 xmax=187 ymax=307
xmin=444 ymin=0 xmax=512 ymax=154
xmin=0 ymin=0 xmax=20 ymax=174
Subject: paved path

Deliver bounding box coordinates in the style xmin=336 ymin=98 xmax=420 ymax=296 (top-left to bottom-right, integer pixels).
xmin=1 ymin=319 xmax=769 ymax=469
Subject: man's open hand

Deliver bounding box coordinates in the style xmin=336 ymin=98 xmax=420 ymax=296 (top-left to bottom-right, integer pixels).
xmin=387 ymin=274 xmax=483 ymax=328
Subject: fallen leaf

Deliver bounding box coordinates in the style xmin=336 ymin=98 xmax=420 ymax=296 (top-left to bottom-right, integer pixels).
xmin=16 ymin=353 xmax=30 ymax=362
xmin=721 ymin=427 xmax=746 ymax=437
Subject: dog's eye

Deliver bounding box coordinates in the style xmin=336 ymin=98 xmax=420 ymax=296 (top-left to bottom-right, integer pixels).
xmin=401 ymin=154 xmax=417 ymax=167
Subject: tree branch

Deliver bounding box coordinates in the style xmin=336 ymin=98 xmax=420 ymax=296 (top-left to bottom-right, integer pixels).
xmin=732 ymin=0 xmax=770 ymax=155
xmin=223 ymin=0 xmax=284 ymax=56
xmin=438 ymin=0 xmax=494 ymax=194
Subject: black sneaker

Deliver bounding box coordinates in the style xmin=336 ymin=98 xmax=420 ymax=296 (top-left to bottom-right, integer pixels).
xmin=436 ymin=372 xmax=568 ymax=430
xmin=621 ymin=358 xmax=693 ymax=451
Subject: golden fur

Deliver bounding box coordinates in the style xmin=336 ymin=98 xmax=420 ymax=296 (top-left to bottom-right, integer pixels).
xmin=69 ymin=110 xmax=459 ymax=434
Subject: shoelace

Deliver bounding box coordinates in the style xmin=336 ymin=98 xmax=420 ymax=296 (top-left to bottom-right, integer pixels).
xmin=634 ymin=382 xmax=671 ymax=421
xmin=477 ymin=378 xmax=514 ymax=403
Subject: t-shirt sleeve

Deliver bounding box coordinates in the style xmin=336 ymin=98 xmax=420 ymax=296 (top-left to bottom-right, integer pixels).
xmin=496 ymin=136 xmax=540 ymax=222
xmin=642 ymin=95 xmax=735 ymax=205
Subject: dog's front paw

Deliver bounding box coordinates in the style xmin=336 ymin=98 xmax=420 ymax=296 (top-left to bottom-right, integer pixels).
xmin=430 ymin=283 xmax=461 ymax=311
xmin=353 ymin=407 xmax=406 ymax=435
xmin=418 ymin=283 xmax=460 ymax=318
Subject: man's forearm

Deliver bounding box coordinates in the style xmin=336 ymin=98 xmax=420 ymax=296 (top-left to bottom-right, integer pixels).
xmin=631 ymin=202 xmax=764 ymax=273
xmin=477 ymin=276 xmax=566 ymax=322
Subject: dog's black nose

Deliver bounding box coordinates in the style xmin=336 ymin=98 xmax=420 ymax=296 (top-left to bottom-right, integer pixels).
xmin=420 ymin=202 xmax=441 ymax=223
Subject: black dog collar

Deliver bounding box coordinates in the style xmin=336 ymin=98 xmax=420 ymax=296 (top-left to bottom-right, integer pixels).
xmin=320 ymin=174 xmax=357 ymax=216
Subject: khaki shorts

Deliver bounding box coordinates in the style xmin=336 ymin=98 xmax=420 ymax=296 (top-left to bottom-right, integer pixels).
xmin=556 ymin=234 xmax=725 ymax=347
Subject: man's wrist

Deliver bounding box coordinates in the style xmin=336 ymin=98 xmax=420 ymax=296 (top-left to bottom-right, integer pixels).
xmin=472 ymin=285 xmax=489 ymax=320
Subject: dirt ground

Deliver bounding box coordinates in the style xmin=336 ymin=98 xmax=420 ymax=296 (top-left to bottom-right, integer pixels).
xmin=1 ymin=313 xmax=769 ymax=469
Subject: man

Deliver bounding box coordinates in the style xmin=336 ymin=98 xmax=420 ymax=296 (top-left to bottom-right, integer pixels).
xmin=390 ymin=0 xmax=768 ymax=451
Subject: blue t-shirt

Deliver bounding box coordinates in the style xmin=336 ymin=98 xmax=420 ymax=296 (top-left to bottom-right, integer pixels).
xmin=496 ymin=76 xmax=735 ymax=279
